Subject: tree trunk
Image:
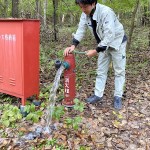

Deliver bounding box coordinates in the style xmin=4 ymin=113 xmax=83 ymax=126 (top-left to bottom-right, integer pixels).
xmin=44 ymin=0 xmax=47 ymax=26
xmin=126 ymin=0 xmax=140 ymax=51
xmin=36 ymin=0 xmax=40 ymax=19
xmin=36 ymin=0 xmax=42 ymax=22
xmin=136 ymin=4 xmax=142 ymax=27
xmin=12 ymin=0 xmax=19 ymax=18
xmin=52 ymin=0 xmax=58 ymax=41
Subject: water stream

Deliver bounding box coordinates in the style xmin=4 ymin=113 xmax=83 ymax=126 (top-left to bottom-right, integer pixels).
xmin=44 ymin=65 xmax=65 ymax=133
xmin=17 ymin=65 xmax=65 ymax=142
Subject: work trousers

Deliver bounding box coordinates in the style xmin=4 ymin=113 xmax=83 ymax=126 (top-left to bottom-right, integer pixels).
xmin=95 ymin=41 xmax=127 ymax=98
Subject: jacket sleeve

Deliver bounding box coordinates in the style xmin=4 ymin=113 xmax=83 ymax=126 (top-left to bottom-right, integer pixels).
xmin=73 ymin=13 xmax=87 ymax=42
xmin=98 ymin=9 xmax=116 ymax=48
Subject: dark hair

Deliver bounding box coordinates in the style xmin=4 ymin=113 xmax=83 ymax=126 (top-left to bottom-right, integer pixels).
xmin=75 ymin=0 xmax=97 ymax=5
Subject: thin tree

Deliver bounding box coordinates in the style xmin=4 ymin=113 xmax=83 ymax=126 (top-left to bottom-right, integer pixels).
xmin=12 ymin=0 xmax=19 ymax=18
xmin=44 ymin=0 xmax=47 ymax=26
xmin=36 ymin=0 xmax=40 ymax=19
xmin=52 ymin=0 xmax=58 ymax=41
xmin=126 ymin=0 xmax=140 ymax=50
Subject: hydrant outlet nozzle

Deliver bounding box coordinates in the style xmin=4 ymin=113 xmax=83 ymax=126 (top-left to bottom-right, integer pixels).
xmin=63 ymin=61 xmax=70 ymax=70
xmin=55 ymin=60 xmax=62 ymax=70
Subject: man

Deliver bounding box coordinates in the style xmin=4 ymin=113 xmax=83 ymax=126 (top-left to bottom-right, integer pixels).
xmin=64 ymin=0 xmax=127 ymax=110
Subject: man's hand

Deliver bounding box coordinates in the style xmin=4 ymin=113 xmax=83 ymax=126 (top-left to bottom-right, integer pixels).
xmin=85 ymin=50 xmax=97 ymax=57
xmin=64 ymin=45 xmax=75 ymax=56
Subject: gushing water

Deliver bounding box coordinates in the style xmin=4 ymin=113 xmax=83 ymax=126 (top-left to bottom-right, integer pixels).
xmin=15 ymin=65 xmax=65 ymax=143
xmin=45 ymin=65 xmax=65 ymax=133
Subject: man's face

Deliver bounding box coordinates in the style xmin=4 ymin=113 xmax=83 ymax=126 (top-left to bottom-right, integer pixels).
xmin=79 ymin=3 xmax=95 ymax=15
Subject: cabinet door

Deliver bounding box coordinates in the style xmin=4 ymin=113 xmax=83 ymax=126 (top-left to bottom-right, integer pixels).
xmin=0 ymin=22 xmax=23 ymax=95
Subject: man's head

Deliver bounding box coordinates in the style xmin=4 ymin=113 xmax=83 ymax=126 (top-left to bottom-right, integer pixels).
xmin=75 ymin=0 xmax=97 ymax=5
xmin=75 ymin=0 xmax=97 ymax=15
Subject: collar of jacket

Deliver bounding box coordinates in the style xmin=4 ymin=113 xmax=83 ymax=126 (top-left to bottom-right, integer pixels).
xmin=87 ymin=3 xmax=99 ymax=21
xmin=89 ymin=7 xmax=96 ymax=18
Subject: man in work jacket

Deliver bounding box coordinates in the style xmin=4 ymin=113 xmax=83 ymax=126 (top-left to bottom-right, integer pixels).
xmin=64 ymin=0 xmax=127 ymax=110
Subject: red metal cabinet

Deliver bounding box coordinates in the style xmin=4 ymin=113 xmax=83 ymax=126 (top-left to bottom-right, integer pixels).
xmin=0 ymin=19 xmax=40 ymax=106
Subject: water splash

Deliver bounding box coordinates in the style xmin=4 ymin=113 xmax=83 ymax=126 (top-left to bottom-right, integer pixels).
xmin=15 ymin=65 xmax=65 ymax=144
xmin=45 ymin=65 xmax=65 ymax=133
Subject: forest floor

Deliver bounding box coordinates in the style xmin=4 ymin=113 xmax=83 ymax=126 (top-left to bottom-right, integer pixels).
xmin=0 ymin=26 xmax=150 ymax=150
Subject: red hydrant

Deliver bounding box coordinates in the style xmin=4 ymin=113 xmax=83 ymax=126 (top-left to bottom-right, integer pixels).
xmin=62 ymin=53 xmax=76 ymax=107
xmin=55 ymin=53 xmax=76 ymax=107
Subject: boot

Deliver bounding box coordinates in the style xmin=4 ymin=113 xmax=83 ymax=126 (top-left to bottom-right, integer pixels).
xmin=114 ymin=96 xmax=122 ymax=110
xmin=86 ymin=95 xmax=103 ymax=104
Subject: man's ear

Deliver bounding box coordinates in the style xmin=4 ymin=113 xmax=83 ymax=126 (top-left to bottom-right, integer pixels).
xmin=92 ymin=2 xmax=96 ymax=7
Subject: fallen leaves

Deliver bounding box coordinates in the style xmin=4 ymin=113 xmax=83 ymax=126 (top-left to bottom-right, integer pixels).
xmin=0 ymin=138 xmax=11 ymax=149
xmin=0 ymin=29 xmax=150 ymax=150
